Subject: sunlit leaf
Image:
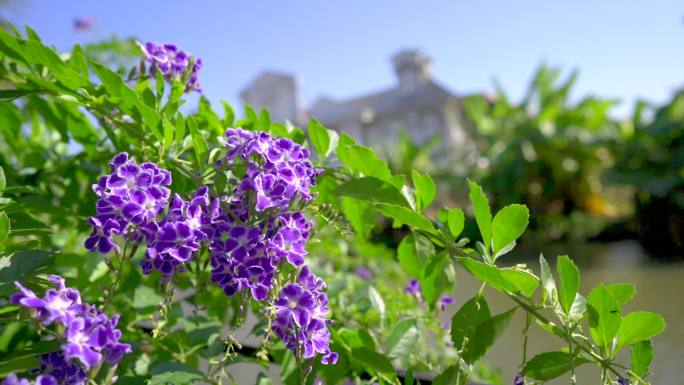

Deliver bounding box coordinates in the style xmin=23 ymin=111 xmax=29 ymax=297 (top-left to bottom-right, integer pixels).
xmin=631 ymin=340 xmax=653 ymax=379
xmin=586 ymin=283 xmax=621 ymax=350
xmin=616 ymin=311 xmax=665 ymax=351
xmin=468 ymin=180 xmax=492 ymax=251
xmin=522 ymin=351 xmax=588 ymax=381
xmin=556 ymin=255 xmax=579 ymax=315
xmin=411 ymin=170 xmax=436 ymax=212
xmin=491 ymin=204 xmax=529 ymax=256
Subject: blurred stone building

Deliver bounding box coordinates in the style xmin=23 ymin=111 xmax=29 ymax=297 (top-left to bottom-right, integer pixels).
xmin=240 ymin=50 xmax=472 ymax=159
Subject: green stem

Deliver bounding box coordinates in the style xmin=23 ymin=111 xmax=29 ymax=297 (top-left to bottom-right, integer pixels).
xmin=521 ymin=312 xmax=531 ymax=367
xmin=506 ymin=293 xmax=625 ymax=380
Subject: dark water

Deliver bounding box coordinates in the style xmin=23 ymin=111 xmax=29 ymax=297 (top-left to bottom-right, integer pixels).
xmin=453 ymin=240 xmax=684 ymax=385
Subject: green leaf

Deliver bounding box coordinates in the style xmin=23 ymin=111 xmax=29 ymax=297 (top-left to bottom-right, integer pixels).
xmin=446 ymin=208 xmax=465 ymax=238
xmin=499 ymin=269 xmax=539 ymax=298
xmin=221 ymin=101 xmax=235 ymax=127
xmin=460 ymin=258 xmax=538 ymax=297
xmin=0 ymin=89 xmax=36 ymax=102
xmin=468 ymin=180 xmax=492 ymax=251
xmin=0 ymin=321 xmax=26 ymax=354
xmin=375 ymin=203 xmax=437 ymax=235
xmin=419 ymin=252 xmax=452 ymax=307
xmin=339 ymin=144 xmax=392 ymax=182
xmin=0 ymin=339 xmax=61 ymax=375
xmin=162 ymin=117 xmax=174 ymax=152
xmin=491 ymin=204 xmax=529 ymax=256
xmin=398 ymin=234 xmax=424 ymax=278
xmin=133 ymin=286 xmax=163 ymax=313
xmin=68 ymin=45 xmax=89 ymax=77
xmin=411 ymin=170 xmax=436 ymax=212
xmin=336 ymin=177 xmax=409 ymax=207
xmin=464 ymin=307 xmax=516 ymax=363
xmin=522 ymin=351 xmax=589 ymax=381
xmin=569 ymin=293 xmax=587 ymax=320
xmin=0 ymin=355 xmax=39 ymax=377
xmin=21 ymin=40 xmax=90 ymax=89
xmin=351 ymin=347 xmax=396 ymax=376
xmin=155 ymin=69 xmax=165 ymax=101
xmin=368 ymin=286 xmax=385 ymax=318
xmin=187 ymin=118 xmax=208 ymax=168
xmin=257 ymin=107 xmax=271 ymax=132
xmin=91 ymin=62 xmax=161 ymax=138
xmin=586 ymin=283 xmax=621 ymax=350
xmin=451 ymin=296 xmax=490 ymax=355
xmin=0 ymin=251 xmax=55 ymax=294
xmin=631 ymin=340 xmax=653 ymax=379
xmin=256 ymin=373 xmax=274 ymax=385
xmin=147 ymin=371 xmax=205 ymax=385
xmin=539 ymin=254 xmax=556 ymax=306
xmin=616 ymin=311 xmax=665 ymax=351
xmin=175 ymin=114 xmax=186 ymax=147
xmin=308 ymin=118 xmax=338 ymax=160
xmin=0 ymin=212 xmax=8 ymax=244
xmin=432 ymin=366 xmax=460 ymax=385
xmin=606 ymin=283 xmax=636 ymax=306
xmin=556 ymin=255 xmax=579 ymax=315
xmin=88 ymin=261 xmax=109 ymax=282
xmin=404 ymin=369 xmax=415 ymax=385
xmin=386 ymin=318 xmax=419 ymax=360
xmin=340 ymin=197 xmax=371 ymax=238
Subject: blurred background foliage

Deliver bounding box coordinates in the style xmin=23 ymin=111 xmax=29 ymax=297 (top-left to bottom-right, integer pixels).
xmin=382 ymin=65 xmax=682 ymax=257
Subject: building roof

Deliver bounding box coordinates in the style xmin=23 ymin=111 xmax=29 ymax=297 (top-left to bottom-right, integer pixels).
xmin=309 ymin=80 xmax=459 ymax=126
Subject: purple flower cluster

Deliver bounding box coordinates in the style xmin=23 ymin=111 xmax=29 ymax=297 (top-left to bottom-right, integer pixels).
xmin=85 ymin=153 xmax=171 ymax=254
xmin=84 ymin=130 xmax=336 ymax=365
xmin=223 ymin=128 xmax=318 ymax=211
xmin=7 ymin=276 xmax=129 ymax=384
xmin=139 ymin=42 xmax=202 ymax=92
xmin=208 ymin=130 xmax=317 ymax=300
xmin=212 ymin=131 xmax=335 ymax=363
xmin=141 ymin=187 xmax=219 ymax=275
xmin=208 ymin=195 xmax=313 ymax=301
xmin=272 ymin=267 xmax=338 ymax=364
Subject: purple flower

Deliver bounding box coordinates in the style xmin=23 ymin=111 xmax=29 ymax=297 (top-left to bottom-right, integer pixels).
xmin=210 ymin=225 xmax=275 ymax=301
xmin=83 ymin=217 xmax=121 ymax=254
xmin=11 ymin=275 xmax=131 ymax=371
xmin=355 ymin=267 xmax=373 ymax=280
xmin=1 ymin=374 xmax=30 ymax=385
xmin=440 ymin=295 xmax=454 ymax=312
xmin=11 ymin=275 xmax=81 ymax=325
xmin=268 ymin=222 xmax=309 ymax=267
xmin=138 ymin=42 xmax=202 ymax=92
xmin=85 ymin=153 xmax=171 ymax=254
xmin=405 ymin=279 xmax=422 ymax=300
xmin=39 ymin=352 xmax=86 ymax=385
xmin=616 ymin=377 xmax=630 ymax=385
xmin=514 ymin=373 xmax=524 ymax=385
xmin=439 ymin=294 xmax=455 ymax=330
xmin=272 ymin=267 xmax=337 ymax=365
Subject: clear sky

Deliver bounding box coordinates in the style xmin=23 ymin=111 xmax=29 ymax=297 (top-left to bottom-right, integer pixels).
xmin=4 ymin=0 xmax=684 ymax=116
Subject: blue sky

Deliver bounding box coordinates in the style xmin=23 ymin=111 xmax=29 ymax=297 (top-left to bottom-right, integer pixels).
xmin=5 ymin=0 xmax=684 ymax=116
